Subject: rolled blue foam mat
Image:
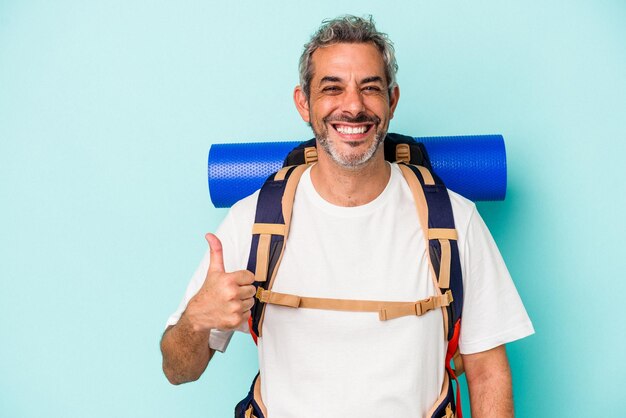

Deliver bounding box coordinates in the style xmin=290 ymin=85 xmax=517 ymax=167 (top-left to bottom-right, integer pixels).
xmin=208 ymin=134 xmax=506 ymax=208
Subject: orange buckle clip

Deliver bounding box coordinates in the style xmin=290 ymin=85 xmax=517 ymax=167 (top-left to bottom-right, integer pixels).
xmin=446 ymin=290 xmax=454 ymax=304
xmin=256 ymin=287 xmax=267 ymax=302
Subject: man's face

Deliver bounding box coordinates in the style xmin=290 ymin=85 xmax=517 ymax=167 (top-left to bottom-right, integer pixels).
xmin=294 ymin=42 xmax=400 ymax=169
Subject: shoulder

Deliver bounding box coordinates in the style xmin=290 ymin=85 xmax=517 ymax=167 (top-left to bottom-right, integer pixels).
xmin=448 ymin=189 xmax=478 ymax=239
xmin=215 ymin=190 xmax=259 ymax=270
xmin=220 ymin=189 xmax=259 ymax=238
xmin=228 ymin=189 xmax=260 ymax=221
xmin=390 ymin=163 xmax=478 ymax=240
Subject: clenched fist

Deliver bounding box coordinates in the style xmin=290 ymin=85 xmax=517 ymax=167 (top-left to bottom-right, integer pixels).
xmin=183 ymin=233 xmax=256 ymax=331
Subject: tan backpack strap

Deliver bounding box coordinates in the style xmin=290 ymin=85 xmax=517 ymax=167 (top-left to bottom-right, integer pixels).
xmin=399 ymin=165 xmax=459 ymax=286
xmin=252 ymin=223 xmax=286 ymax=235
xmin=253 ymin=375 xmax=267 ymax=416
xmin=399 ymin=164 xmax=459 ymax=336
xmin=251 ymin=164 xmax=305 ymax=283
xmin=256 ymin=288 xmax=453 ymax=321
xmin=280 ymin=164 xmax=307 ymax=232
xmin=380 ymin=291 xmax=453 ymax=321
xmin=274 ymin=165 xmax=292 ymax=181
xmin=428 ymin=228 xmax=458 ymax=240
xmin=253 ymin=233 xmax=271 ymax=283
xmin=252 ymin=224 xmax=286 ymax=282
xmin=415 ymin=164 xmax=435 ymax=185
xmin=255 ymin=164 xmax=308 ymax=335
xmin=398 ymin=164 xmax=430 ymax=240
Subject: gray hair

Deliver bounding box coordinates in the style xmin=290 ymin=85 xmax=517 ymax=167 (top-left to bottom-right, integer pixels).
xmin=298 ymin=15 xmax=398 ymax=99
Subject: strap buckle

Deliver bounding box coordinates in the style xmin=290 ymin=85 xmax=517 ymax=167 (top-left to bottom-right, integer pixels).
xmin=395 ymin=143 xmax=411 ymax=163
xmin=256 ymin=287 xmax=268 ymax=302
xmin=304 ymin=147 xmax=318 ymax=164
xmin=415 ymin=297 xmax=435 ymax=316
xmin=414 ymin=290 xmax=453 ymax=315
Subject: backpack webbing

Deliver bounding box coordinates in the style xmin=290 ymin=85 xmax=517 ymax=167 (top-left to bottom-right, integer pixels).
xmin=243 ymin=136 xmax=464 ymax=418
xmin=399 ymin=162 xmax=465 ymax=418
xmin=246 ymin=164 xmax=308 ymax=339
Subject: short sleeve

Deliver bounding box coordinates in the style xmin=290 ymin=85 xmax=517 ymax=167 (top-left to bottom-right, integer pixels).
xmin=458 ymin=207 xmax=535 ymax=354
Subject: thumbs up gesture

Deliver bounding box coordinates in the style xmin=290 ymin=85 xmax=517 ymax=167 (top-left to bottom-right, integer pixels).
xmin=183 ymin=233 xmax=256 ymax=331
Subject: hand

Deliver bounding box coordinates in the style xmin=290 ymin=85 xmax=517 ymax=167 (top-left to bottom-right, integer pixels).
xmin=183 ymin=233 xmax=256 ymax=332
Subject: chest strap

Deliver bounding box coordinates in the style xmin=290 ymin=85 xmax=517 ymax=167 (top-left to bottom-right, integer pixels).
xmin=256 ymin=288 xmax=453 ymax=321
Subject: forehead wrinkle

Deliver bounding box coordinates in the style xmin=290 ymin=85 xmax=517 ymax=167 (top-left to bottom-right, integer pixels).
xmin=309 ymin=43 xmax=388 ymax=92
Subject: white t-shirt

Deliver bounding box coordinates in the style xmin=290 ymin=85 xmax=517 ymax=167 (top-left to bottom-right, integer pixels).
xmin=166 ymin=163 xmax=534 ymax=418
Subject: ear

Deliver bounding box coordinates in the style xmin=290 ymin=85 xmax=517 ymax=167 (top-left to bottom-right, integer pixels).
xmin=389 ymin=85 xmax=400 ymax=120
xmin=293 ymin=85 xmax=311 ymax=123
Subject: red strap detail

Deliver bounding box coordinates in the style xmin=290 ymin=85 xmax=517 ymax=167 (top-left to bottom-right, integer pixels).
xmin=445 ymin=319 xmax=461 ymax=363
xmin=249 ymin=316 xmax=258 ymax=345
xmin=445 ymin=319 xmax=462 ymax=418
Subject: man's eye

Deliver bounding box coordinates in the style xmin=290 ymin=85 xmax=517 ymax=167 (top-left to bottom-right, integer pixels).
xmin=322 ymin=86 xmax=341 ymax=93
xmin=363 ymin=85 xmax=382 ymax=92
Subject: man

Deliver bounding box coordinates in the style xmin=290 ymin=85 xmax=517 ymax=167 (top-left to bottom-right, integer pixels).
xmin=161 ymin=15 xmax=534 ymax=418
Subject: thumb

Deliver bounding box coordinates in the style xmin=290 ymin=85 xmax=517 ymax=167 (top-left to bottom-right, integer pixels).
xmin=205 ymin=233 xmax=225 ymax=273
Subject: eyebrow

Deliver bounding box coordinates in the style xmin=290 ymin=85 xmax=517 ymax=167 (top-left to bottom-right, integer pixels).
xmin=361 ymin=76 xmax=384 ymax=84
xmin=318 ymin=75 xmax=385 ymax=85
xmin=319 ymin=76 xmax=342 ymax=84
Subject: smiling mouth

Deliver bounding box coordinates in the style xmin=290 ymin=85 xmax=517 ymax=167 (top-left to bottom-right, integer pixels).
xmin=331 ymin=123 xmax=374 ymax=138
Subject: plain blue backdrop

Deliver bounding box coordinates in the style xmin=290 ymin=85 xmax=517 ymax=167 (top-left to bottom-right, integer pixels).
xmin=1 ymin=1 xmax=625 ymax=416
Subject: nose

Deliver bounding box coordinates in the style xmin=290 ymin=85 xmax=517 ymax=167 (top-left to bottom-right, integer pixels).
xmin=340 ymin=85 xmax=366 ymax=116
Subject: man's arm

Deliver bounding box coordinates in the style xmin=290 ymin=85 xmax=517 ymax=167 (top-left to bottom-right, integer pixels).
xmin=462 ymin=345 xmax=514 ymax=418
xmin=160 ymin=322 xmax=215 ymax=384
xmin=160 ymin=233 xmax=255 ymax=385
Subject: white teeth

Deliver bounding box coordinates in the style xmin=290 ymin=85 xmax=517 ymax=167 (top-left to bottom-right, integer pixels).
xmin=335 ymin=125 xmax=367 ymax=134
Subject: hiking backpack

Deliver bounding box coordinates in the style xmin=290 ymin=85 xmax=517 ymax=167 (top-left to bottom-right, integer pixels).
xmin=235 ymin=133 xmax=465 ymax=418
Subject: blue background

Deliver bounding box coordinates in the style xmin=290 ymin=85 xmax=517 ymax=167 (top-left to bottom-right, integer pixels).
xmin=1 ymin=1 xmax=625 ymax=416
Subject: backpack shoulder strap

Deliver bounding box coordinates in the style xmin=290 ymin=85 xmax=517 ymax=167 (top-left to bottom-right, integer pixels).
xmin=397 ymin=163 xmax=464 ymax=340
xmin=247 ymin=164 xmax=308 ymax=341
xmin=247 ymin=139 xmax=464 ymax=341
xmin=399 ymin=162 xmax=466 ymax=417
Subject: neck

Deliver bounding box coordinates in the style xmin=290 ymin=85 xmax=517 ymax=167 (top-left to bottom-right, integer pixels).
xmin=310 ymin=149 xmax=390 ymax=207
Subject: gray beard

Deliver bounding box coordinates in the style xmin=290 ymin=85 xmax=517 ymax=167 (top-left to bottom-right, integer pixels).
xmin=315 ymin=129 xmax=386 ymax=170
